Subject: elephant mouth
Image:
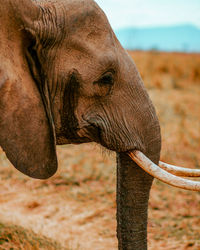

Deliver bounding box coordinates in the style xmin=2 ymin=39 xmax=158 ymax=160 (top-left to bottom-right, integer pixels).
xmin=77 ymin=123 xmax=200 ymax=191
xmin=77 ymin=117 xmax=142 ymax=153
xmin=56 ymin=122 xmax=102 ymax=146
xmin=55 ymin=128 xmax=92 ymax=145
xmin=77 ymin=124 xmax=135 ymax=152
xmin=76 ymin=117 xmax=200 ymax=191
xmin=128 ymin=150 xmax=200 ymax=191
xmin=76 ymin=123 xmax=101 ymax=143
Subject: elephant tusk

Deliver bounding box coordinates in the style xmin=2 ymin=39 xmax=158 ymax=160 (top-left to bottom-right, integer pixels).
xmin=159 ymin=161 xmax=200 ymax=177
xmin=128 ymin=151 xmax=200 ymax=191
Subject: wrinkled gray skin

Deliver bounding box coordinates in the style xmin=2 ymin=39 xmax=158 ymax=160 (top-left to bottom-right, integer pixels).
xmin=0 ymin=0 xmax=161 ymax=249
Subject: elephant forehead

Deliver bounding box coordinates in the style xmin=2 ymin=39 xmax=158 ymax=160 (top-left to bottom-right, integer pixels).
xmin=44 ymin=0 xmax=120 ymax=79
xmin=38 ymin=0 xmax=116 ymax=58
xmin=56 ymin=0 xmax=112 ymax=36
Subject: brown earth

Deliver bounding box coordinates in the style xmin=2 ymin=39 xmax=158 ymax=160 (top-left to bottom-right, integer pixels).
xmin=0 ymin=51 xmax=200 ymax=250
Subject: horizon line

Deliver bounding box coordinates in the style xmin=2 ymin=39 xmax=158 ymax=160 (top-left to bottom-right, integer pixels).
xmin=114 ymin=23 xmax=200 ymax=31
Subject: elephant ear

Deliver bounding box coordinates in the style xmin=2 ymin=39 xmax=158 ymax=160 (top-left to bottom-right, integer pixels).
xmin=0 ymin=0 xmax=57 ymax=179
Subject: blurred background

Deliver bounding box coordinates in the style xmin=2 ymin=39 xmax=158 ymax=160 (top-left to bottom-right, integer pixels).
xmin=96 ymin=0 xmax=200 ymax=52
xmin=0 ymin=1 xmax=199 ymax=250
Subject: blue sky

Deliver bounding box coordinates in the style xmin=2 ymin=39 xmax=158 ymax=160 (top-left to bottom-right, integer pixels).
xmin=95 ymin=0 xmax=200 ymax=30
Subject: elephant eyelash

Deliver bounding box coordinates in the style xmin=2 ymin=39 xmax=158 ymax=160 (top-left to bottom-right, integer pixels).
xmin=94 ymin=71 xmax=114 ymax=87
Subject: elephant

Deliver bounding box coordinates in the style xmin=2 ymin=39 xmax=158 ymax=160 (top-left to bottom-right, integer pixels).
xmin=0 ymin=0 xmax=200 ymax=249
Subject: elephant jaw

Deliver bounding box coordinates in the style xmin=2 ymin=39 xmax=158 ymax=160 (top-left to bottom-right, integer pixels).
xmin=128 ymin=151 xmax=200 ymax=191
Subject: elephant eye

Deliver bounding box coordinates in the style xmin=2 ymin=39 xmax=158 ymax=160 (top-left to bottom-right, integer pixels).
xmin=94 ymin=71 xmax=114 ymax=86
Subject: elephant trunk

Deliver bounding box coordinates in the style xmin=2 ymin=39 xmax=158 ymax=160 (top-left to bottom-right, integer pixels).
xmin=116 ymin=153 xmax=155 ymax=250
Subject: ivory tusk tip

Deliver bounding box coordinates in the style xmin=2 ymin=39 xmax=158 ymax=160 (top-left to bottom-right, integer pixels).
xmin=159 ymin=161 xmax=200 ymax=177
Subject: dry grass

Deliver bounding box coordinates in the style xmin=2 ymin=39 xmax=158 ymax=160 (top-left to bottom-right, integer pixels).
xmin=0 ymin=221 xmax=64 ymax=250
xmin=0 ymin=51 xmax=200 ymax=249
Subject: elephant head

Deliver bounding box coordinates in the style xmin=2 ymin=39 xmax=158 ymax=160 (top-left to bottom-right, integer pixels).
xmin=1 ymin=0 xmax=200 ymax=249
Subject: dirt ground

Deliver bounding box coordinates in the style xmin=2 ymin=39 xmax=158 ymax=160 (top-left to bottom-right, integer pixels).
xmin=0 ymin=51 xmax=200 ymax=250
